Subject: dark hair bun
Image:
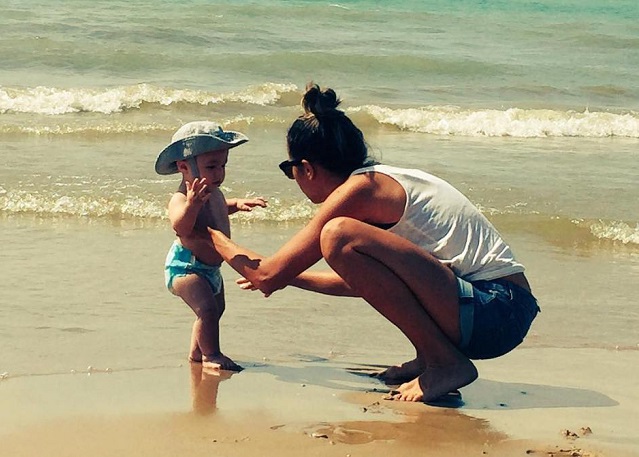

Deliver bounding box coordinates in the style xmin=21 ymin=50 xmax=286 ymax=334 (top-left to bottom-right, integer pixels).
xmin=287 ymin=82 xmax=371 ymax=178
xmin=302 ymin=83 xmax=341 ymax=116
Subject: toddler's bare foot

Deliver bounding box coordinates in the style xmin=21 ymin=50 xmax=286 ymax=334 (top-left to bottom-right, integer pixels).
xmin=189 ymin=347 xmax=203 ymax=363
xmin=387 ymin=360 xmax=478 ymax=403
xmin=375 ymin=357 xmax=425 ymax=384
xmin=202 ymin=354 xmax=243 ymax=372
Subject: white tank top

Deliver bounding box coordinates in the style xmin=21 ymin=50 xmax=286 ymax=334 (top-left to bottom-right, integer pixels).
xmin=352 ymin=164 xmax=525 ymax=281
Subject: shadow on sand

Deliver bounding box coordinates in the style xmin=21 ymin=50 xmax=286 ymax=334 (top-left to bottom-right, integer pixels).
xmin=460 ymin=377 xmax=618 ymax=410
xmin=242 ymin=358 xmax=618 ymax=411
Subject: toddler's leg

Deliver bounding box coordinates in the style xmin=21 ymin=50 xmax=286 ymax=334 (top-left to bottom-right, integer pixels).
xmin=189 ymin=318 xmax=202 ymax=363
xmin=171 ymin=275 xmax=242 ymax=371
xmin=199 ymin=290 xmax=242 ymax=372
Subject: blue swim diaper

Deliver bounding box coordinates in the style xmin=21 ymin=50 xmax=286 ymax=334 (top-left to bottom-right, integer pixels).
xmin=164 ymin=242 xmax=223 ymax=295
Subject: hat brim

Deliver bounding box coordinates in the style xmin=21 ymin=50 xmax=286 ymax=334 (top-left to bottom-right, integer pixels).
xmin=155 ymin=132 xmax=248 ymax=175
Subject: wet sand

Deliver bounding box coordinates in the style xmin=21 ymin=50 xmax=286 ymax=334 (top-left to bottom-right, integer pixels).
xmin=1 ymin=347 xmax=637 ymax=457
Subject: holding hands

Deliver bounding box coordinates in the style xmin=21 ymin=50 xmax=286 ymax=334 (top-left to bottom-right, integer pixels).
xmin=236 ymin=276 xmax=270 ymax=297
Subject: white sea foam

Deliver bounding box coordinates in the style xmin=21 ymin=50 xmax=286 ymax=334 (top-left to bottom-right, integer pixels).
xmin=0 ymin=83 xmax=298 ymax=115
xmin=3 ymin=81 xmax=638 ymax=139
xmin=0 ymin=190 xmax=316 ymax=223
xmin=353 ymin=105 xmax=639 ymax=138
xmin=588 ymin=220 xmax=639 ymax=245
xmin=3 ymin=188 xmax=637 ymax=246
xmin=0 ymin=191 xmax=167 ymax=219
xmin=0 ymin=114 xmax=258 ymax=136
xmin=230 ymin=199 xmax=316 ymax=223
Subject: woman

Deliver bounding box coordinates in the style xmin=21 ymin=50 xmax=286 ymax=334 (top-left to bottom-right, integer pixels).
xmin=188 ymin=83 xmax=539 ymax=403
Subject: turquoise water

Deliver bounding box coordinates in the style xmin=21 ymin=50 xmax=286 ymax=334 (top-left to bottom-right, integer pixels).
xmin=1 ymin=0 xmax=637 ymax=276
xmin=2 ymin=0 xmax=638 ymax=109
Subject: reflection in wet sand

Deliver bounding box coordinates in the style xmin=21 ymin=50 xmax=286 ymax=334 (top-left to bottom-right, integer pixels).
xmin=190 ymin=362 xmax=235 ymax=415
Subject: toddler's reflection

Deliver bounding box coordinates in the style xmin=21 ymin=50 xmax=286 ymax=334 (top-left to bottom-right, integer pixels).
xmin=190 ymin=362 xmax=235 ymax=415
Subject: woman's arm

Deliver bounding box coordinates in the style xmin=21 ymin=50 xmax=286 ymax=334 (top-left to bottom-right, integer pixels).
xmin=236 ymin=269 xmax=356 ymax=297
xmin=290 ymin=270 xmax=357 ymax=296
xmin=209 ymin=173 xmax=404 ymax=296
xmin=208 ymin=223 xmax=323 ymax=296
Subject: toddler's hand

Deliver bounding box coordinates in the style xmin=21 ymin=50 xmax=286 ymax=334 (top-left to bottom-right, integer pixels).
xmin=235 ymin=196 xmax=268 ymax=212
xmin=236 ymin=276 xmax=270 ymax=297
xmin=186 ymin=178 xmax=211 ymax=204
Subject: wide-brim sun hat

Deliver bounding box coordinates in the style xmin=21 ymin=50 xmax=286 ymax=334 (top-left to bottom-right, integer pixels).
xmin=155 ymin=121 xmax=249 ymax=175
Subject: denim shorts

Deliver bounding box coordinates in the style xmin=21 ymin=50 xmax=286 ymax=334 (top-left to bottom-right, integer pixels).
xmin=457 ymin=277 xmax=540 ymax=360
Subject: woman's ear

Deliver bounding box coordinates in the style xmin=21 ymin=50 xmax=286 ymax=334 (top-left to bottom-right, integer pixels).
xmin=301 ymin=159 xmax=315 ymax=179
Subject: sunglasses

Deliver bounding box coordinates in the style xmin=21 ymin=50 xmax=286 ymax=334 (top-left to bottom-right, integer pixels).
xmin=278 ymin=159 xmax=304 ymax=179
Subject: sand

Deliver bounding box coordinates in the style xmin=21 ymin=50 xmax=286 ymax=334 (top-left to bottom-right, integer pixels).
xmin=1 ymin=347 xmax=637 ymax=457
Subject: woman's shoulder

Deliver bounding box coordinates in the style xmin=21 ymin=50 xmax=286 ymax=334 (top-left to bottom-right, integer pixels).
xmin=352 ymin=163 xmax=432 ymax=180
xmin=345 ymin=166 xmax=397 ymax=191
xmin=337 ymin=169 xmax=406 ymax=222
xmin=350 ymin=164 xmax=422 ymax=191
xmin=351 ymin=163 xmax=389 ymax=175
xmin=355 ymin=164 xmax=455 ymax=191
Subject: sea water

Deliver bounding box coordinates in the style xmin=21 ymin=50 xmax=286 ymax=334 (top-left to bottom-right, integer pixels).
xmin=1 ymin=0 xmax=638 ymax=378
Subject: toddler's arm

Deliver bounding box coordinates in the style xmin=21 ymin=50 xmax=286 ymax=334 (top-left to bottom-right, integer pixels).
xmin=226 ymin=197 xmax=268 ymax=215
xmin=168 ymin=178 xmax=210 ymax=237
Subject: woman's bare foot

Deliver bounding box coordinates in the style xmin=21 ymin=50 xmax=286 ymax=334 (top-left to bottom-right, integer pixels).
xmin=202 ymin=353 xmax=243 ymax=372
xmin=375 ymin=357 xmax=425 ymax=384
xmin=388 ymin=360 xmax=478 ymax=402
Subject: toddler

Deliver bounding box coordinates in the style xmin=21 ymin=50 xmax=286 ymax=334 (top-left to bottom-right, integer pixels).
xmin=155 ymin=121 xmax=266 ymax=370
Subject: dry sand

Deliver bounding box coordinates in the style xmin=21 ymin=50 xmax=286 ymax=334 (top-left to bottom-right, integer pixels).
xmin=1 ymin=347 xmax=637 ymax=457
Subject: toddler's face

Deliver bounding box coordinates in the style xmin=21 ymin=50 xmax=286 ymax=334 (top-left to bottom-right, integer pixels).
xmin=195 ymin=149 xmax=229 ymax=187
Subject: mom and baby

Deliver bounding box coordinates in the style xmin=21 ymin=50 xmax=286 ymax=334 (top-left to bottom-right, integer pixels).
xmin=154 ymin=82 xmax=539 ymax=403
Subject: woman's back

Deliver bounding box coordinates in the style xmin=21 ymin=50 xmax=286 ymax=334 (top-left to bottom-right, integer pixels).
xmin=353 ymin=164 xmax=525 ymax=281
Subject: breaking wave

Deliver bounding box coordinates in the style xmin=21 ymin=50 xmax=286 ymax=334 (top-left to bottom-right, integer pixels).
xmin=351 ymin=105 xmax=639 ymax=138
xmin=0 ymin=82 xmax=299 ymax=115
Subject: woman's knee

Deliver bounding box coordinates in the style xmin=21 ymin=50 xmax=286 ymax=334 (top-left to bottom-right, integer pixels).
xmin=319 ymin=217 xmax=360 ymax=260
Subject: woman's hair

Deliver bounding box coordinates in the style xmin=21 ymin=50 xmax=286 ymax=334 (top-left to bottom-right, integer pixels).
xmin=286 ymin=83 xmax=373 ymax=178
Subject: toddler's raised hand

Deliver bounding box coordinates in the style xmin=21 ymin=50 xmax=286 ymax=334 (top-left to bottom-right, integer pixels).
xmin=186 ymin=178 xmax=211 ymax=205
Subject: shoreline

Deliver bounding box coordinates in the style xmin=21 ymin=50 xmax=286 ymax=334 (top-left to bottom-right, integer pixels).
xmin=1 ymin=347 xmax=637 ymax=457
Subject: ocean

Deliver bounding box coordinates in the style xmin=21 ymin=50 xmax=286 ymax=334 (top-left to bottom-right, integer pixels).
xmin=0 ymin=0 xmax=638 ymax=380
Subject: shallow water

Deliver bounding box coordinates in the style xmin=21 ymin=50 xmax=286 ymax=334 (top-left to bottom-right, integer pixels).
xmin=1 ymin=0 xmax=638 ymax=379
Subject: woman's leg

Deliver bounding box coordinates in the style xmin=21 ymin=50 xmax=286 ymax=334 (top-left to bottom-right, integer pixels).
xmin=375 ymin=357 xmax=424 ymax=384
xmin=320 ymin=217 xmax=477 ymax=402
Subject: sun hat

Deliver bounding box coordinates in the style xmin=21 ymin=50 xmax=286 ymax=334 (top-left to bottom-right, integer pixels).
xmin=154 ymin=121 xmax=249 ymax=175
